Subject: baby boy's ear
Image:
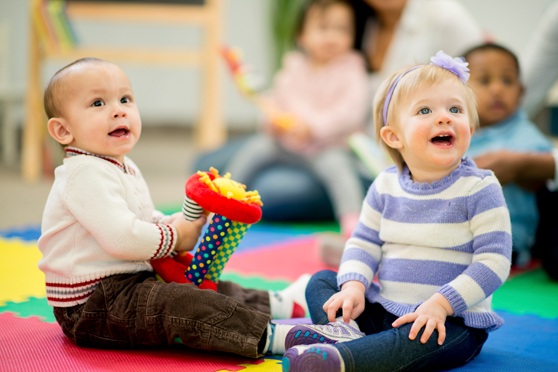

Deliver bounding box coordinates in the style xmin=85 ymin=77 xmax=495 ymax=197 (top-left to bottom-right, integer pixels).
xmin=47 ymin=118 xmax=74 ymax=145
xmin=379 ymin=126 xmax=403 ymax=150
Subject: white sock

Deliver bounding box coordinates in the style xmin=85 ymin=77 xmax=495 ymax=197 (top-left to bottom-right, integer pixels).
xmin=269 ymin=274 xmax=311 ymax=319
xmin=336 ymin=316 xmax=360 ymax=331
xmin=263 ymin=322 xmax=294 ymax=355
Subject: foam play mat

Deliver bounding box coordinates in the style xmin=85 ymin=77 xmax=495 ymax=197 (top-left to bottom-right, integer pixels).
xmin=1 ymin=222 xmax=558 ymax=371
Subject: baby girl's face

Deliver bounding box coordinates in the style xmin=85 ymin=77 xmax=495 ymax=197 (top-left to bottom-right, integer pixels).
xmin=388 ymin=79 xmax=473 ymax=182
xmin=297 ymin=3 xmax=355 ymax=65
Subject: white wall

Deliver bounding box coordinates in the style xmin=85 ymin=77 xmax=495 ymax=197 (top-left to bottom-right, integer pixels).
xmin=0 ymin=0 xmax=556 ymax=130
xmin=462 ymin=0 xmax=554 ymax=55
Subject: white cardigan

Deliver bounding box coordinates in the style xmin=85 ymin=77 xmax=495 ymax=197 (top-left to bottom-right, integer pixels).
xmin=38 ymin=148 xmax=177 ymax=307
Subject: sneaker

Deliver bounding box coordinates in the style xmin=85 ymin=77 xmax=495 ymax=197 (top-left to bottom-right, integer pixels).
xmin=282 ymin=344 xmax=344 ymax=372
xmin=285 ymin=321 xmax=364 ymax=349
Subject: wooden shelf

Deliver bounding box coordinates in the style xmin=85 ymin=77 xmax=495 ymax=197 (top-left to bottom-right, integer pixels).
xmin=44 ymin=47 xmax=203 ymax=65
xmin=66 ymin=2 xmax=213 ymax=23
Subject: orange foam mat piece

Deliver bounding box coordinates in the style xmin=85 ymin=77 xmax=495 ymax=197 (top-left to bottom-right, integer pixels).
xmin=0 ymin=313 xmax=266 ymax=372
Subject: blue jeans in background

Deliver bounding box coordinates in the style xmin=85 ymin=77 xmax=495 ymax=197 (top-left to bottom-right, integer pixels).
xmin=305 ymin=270 xmax=489 ymax=372
xmin=193 ymin=135 xmax=372 ymax=222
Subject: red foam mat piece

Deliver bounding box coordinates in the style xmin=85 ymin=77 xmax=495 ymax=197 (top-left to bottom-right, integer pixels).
xmin=0 ymin=313 xmax=257 ymax=372
xmin=225 ymin=237 xmax=334 ymax=281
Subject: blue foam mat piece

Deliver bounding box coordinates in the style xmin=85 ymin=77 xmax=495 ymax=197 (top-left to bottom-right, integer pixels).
xmin=0 ymin=223 xmax=313 ymax=250
xmin=233 ymin=224 xmax=314 ymax=253
xmin=0 ymin=225 xmax=41 ymax=241
xmin=451 ymin=311 xmax=558 ymax=371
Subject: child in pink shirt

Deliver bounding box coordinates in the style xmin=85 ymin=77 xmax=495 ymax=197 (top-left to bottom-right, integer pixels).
xmin=227 ymin=0 xmax=370 ymax=239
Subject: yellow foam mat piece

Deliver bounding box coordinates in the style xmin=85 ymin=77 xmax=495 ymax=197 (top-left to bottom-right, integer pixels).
xmin=0 ymin=238 xmax=46 ymax=306
xmin=218 ymin=358 xmax=282 ymax=371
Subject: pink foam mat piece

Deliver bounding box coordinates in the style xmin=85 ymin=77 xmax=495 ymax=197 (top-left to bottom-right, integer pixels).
xmin=0 ymin=313 xmax=259 ymax=372
xmin=224 ymin=237 xmax=335 ymax=281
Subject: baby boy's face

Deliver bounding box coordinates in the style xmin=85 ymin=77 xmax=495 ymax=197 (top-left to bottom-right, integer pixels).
xmin=57 ymin=62 xmax=142 ymax=162
xmin=467 ymin=49 xmax=523 ymax=127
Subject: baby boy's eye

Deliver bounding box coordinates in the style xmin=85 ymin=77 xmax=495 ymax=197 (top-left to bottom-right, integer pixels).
xmin=121 ymin=97 xmax=130 ymax=104
xmin=419 ymin=107 xmax=431 ymax=115
xmin=92 ymin=100 xmax=104 ymax=107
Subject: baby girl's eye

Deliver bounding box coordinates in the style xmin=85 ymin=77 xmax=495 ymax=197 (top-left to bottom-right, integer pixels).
xmin=449 ymin=106 xmax=460 ymax=113
xmin=92 ymin=100 xmax=104 ymax=107
xmin=419 ymin=107 xmax=431 ymax=115
xmin=121 ymin=96 xmax=131 ymax=104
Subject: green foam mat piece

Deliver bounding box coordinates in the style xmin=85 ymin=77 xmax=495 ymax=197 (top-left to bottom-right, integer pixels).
xmin=259 ymin=221 xmax=339 ymax=233
xmin=220 ymin=272 xmax=290 ymax=291
xmin=158 ymin=204 xmax=182 ymax=215
xmin=493 ymin=269 xmax=558 ymax=319
xmin=0 ymin=297 xmax=56 ymax=323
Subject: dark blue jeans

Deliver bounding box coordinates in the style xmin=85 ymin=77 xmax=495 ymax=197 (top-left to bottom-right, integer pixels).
xmin=306 ymin=270 xmax=489 ymax=372
xmin=53 ymin=272 xmax=271 ymax=358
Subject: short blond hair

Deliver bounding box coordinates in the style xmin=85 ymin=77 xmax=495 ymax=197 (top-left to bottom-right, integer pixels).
xmin=372 ymin=64 xmax=479 ymax=170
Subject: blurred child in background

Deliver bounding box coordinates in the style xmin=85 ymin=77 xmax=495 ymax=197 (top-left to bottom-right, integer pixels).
xmin=226 ymin=0 xmax=370 ymax=242
xmin=464 ymin=42 xmax=554 ymax=267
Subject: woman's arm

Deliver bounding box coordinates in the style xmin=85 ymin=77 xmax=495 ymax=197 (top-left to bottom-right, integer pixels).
xmin=522 ymin=2 xmax=558 ymax=118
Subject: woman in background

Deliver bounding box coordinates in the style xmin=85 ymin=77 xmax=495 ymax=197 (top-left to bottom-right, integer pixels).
xmin=351 ymin=0 xmax=484 ymax=117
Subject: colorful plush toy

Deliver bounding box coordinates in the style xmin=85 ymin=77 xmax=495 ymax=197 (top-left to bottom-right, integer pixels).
xmin=150 ymin=167 xmax=263 ymax=291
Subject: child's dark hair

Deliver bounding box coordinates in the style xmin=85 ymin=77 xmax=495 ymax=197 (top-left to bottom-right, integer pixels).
xmin=462 ymin=42 xmax=521 ymax=76
xmin=294 ymin=0 xmax=355 ymax=39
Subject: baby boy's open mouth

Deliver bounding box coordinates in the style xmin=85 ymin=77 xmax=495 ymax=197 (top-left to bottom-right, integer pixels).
xmin=430 ymin=134 xmax=454 ymax=146
xmin=109 ymin=128 xmax=130 ymax=137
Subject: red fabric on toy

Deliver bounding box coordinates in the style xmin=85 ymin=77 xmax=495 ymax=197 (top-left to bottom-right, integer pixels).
xmin=185 ymin=172 xmax=262 ymax=224
xmin=150 ymin=254 xmax=192 ymax=284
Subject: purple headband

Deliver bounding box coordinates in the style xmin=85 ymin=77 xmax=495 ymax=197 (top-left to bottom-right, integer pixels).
xmin=382 ymin=50 xmax=470 ymax=126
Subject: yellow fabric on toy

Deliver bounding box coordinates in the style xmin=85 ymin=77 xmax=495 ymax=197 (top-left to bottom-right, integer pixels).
xmin=0 ymin=238 xmax=46 ymax=306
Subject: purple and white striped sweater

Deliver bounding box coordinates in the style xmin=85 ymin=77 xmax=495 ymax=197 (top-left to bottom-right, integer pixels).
xmin=338 ymin=157 xmax=512 ymax=331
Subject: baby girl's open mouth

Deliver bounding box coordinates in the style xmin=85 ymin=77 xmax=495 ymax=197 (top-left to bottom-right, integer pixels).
xmin=430 ymin=134 xmax=454 ymax=146
xmin=109 ymin=128 xmax=130 ymax=138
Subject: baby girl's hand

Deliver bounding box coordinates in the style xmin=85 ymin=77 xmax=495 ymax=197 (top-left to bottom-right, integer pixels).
xmin=392 ymin=293 xmax=453 ymax=345
xmin=323 ymin=280 xmax=366 ymax=323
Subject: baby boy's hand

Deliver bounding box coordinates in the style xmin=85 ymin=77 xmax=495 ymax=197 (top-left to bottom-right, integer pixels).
xmin=172 ymin=214 xmax=207 ymax=252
